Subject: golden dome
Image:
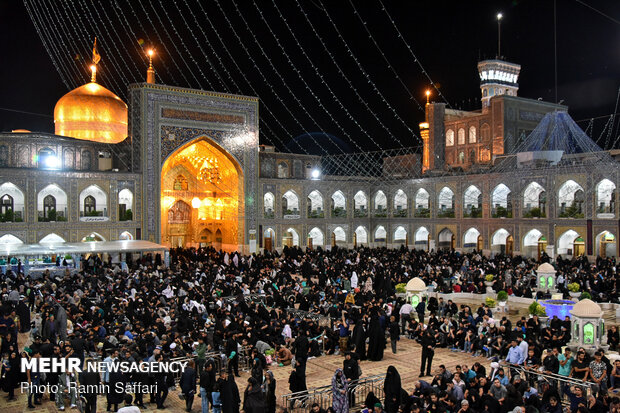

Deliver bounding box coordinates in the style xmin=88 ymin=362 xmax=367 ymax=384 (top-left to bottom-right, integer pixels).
xmin=54 ymin=82 xmax=127 ymax=144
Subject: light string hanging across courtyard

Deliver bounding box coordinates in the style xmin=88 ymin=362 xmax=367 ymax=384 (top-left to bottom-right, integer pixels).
xmin=68 ymin=0 xmax=134 ymax=89
xmin=210 ymin=0 xmax=332 ymax=155
xmin=311 ymin=0 xmax=418 ymax=143
xmin=245 ymin=0 xmax=376 ymax=153
xmin=377 ymin=0 xmax=452 ymax=108
xmin=268 ymin=0 xmax=398 ymax=151
xmin=178 ymin=0 xmax=301 ymax=152
xmin=348 ymin=0 xmax=428 ymax=114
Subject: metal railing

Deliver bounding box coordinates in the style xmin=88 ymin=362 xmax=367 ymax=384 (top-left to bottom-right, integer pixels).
xmin=500 ymin=364 xmax=595 ymax=405
xmin=282 ymin=373 xmax=386 ymax=412
xmin=220 ymin=293 xmax=267 ymax=304
xmin=285 ymin=308 xmax=332 ymax=328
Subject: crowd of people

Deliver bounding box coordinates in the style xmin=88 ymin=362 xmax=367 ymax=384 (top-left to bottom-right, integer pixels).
xmin=0 ymin=245 xmax=617 ymax=413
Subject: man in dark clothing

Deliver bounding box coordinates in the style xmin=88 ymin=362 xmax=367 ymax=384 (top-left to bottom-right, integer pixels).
xmin=416 ymin=298 xmax=426 ymax=323
xmin=343 ymin=352 xmax=360 ymax=407
xmin=388 ymin=315 xmax=400 ymax=354
xmin=180 ymin=360 xmax=197 ymax=412
xmin=226 ymin=333 xmax=239 ymax=377
xmin=200 ymin=359 xmax=216 ymax=413
xmin=79 ymin=359 xmax=101 ymax=413
xmin=420 ymin=328 xmax=436 ymax=377
xmin=294 ymin=330 xmax=310 ymax=367
xmin=219 ymin=371 xmax=241 ymax=413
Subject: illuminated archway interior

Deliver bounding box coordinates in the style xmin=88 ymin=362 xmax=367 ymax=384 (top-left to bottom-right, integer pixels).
xmin=161 ymin=138 xmax=244 ymax=250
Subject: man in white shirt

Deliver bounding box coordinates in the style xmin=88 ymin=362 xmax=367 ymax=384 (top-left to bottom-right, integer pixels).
xmin=117 ymin=394 xmax=141 ymax=413
xmin=399 ymin=302 xmax=413 ymax=335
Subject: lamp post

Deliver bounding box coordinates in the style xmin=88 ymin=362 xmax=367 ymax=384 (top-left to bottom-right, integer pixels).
xmin=425 ymin=90 xmax=430 ymax=105
xmin=497 ymin=13 xmax=503 ymax=58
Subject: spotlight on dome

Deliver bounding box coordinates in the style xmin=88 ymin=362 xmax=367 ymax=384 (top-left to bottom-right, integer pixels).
xmin=311 ymin=169 xmax=321 ymax=180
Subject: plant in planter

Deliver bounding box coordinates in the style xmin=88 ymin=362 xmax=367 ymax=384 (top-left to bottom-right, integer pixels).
xmin=528 ymin=302 xmax=547 ymax=317
xmin=485 ymin=274 xmax=494 ymax=282
xmin=395 ymin=283 xmax=407 ymax=294
xmin=579 ymin=292 xmax=592 ymax=301
xmin=568 ymin=282 xmax=581 ymax=299
xmin=485 ymin=297 xmax=497 ymax=308
xmin=497 ymin=290 xmax=508 ymax=304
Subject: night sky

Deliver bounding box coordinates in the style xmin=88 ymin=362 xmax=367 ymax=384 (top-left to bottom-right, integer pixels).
xmin=1 ymin=0 xmax=619 ymax=153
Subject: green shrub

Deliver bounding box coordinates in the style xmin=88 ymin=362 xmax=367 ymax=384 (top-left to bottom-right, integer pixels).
xmin=568 ymin=282 xmax=581 ymax=292
xmin=524 ymin=207 xmax=545 ymax=218
xmin=497 ymin=291 xmax=508 ymax=302
xmin=528 ymin=302 xmax=547 ymax=316
xmin=124 ymin=209 xmax=133 ymax=221
xmin=485 ymin=297 xmax=496 ymax=308
xmin=395 ymin=283 xmax=407 ymax=293
xmin=579 ymin=292 xmax=592 ymax=300
xmin=485 ymin=274 xmax=494 ymax=282
xmin=64 ymin=254 xmax=72 ymax=260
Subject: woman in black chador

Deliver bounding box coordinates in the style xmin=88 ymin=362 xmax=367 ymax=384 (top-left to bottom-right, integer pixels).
xmin=351 ymin=315 xmax=367 ymax=361
xmin=383 ymin=366 xmax=402 ymax=413
xmin=366 ymin=309 xmax=385 ymax=361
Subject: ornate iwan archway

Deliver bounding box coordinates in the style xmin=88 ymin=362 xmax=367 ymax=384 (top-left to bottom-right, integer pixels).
xmin=161 ymin=138 xmax=244 ymax=251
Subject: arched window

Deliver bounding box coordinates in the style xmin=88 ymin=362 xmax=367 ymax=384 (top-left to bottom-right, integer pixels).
xmin=308 ymin=227 xmax=324 ymax=246
xmin=446 ymin=129 xmax=454 ymax=146
xmin=331 ymin=190 xmax=346 ymax=218
xmin=277 ymin=161 xmax=289 ymax=178
xmin=374 ymin=191 xmax=387 ymax=217
xmin=583 ymin=323 xmax=594 ymax=345
xmin=492 ymin=184 xmax=512 ymax=218
xmin=596 ymin=179 xmax=616 ymax=217
xmin=282 ymin=190 xmax=300 ymax=218
xmin=264 ymin=192 xmax=275 ymax=218
xmin=463 ymin=185 xmax=482 ymax=218
xmin=458 ymin=151 xmax=465 ymax=164
xmin=118 ymin=189 xmax=133 ymax=221
xmin=84 ymin=195 xmax=96 ymax=214
xmin=307 ymin=190 xmax=324 ymax=218
xmin=523 ymin=182 xmax=546 ymax=218
xmin=168 ymin=200 xmax=191 ymax=223
xmin=394 ymin=189 xmax=408 ymax=217
xmin=438 ymin=187 xmax=455 ymax=218
xmin=0 ymin=194 xmax=13 ymax=215
xmin=414 ymin=189 xmax=430 ymax=217
xmin=457 ymin=128 xmax=466 ymax=145
xmin=44 ymin=195 xmax=56 ymax=219
xmin=354 ymin=191 xmax=368 ymax=217
xmin=558 ymin=180 xmax=585 ymax=218
xmin=374 ymin=226 xmax=387 ymax=242
xmin=469 ymin=126 xmax=477 ymax=143
xmin=173 ymin=175 xmax=188 ymax=191
xmin=355 ymin=226 xmax=368 ymax=245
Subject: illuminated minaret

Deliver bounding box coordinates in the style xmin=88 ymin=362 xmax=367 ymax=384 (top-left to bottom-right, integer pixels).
xmin=478 ymin=59 xmax=521 ymax=110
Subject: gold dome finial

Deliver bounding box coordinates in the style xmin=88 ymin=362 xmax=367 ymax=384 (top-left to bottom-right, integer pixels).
xmin=91 ymin=37 xmax=101 ymax=83
xmin=146 ymin=48 xmax=156 ymax=84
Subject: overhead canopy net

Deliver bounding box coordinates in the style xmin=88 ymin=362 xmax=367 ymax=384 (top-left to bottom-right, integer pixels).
xmin=492 ymin=111 xmax=618 ymax=173
xmin=319 ymin=146 xmax=423 ymax=183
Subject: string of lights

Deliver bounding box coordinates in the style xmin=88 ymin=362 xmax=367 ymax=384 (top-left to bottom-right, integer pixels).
xmin=63 ymin=0 xmax=129 ymax=91
xmin=347 ymin=0 xmax=427 ymax=114
xmin=608 ymin=87 xmax=620 ymax=146
xmin=139 ymin=0 xmax=204 ymax=90
xmin=377 ymin=0 xmax=452 ymax=108
xmin=225 ymin=0 xmax=348 ymax=155
xmin=75 ymin=0 xmax=136 ymax=87
xmin=28 ymin=0 xmax=80 ymax=89
xmin=207 ymin=0 xmax=330 ymax=155
xmin=22 ymin=1 xmax=71 ymax=89
xmin=265 ymin=0 xmax=390 ymax=152
xmin=113 ymin=0 xmax=176 ymax=85
xmin=188 ymin=0 xmax=303 ymax=152
xmin=153 ymin=0 xmax=215 ymax=90
xmin=70 ymin=0 xmax=134 ymax=89
xmin=311 ymin=0 xmax=418 ymax=143
xmin=170 ymin=0 xmax=229 ymax=93
xmin=174 ymin=0 xmax=285 ymax=147
xmin=296 ymin=0 xmax=412 ymax=147
xmin=131 ymin=0 xmax=194 ymax=89
xmin=88 ymin=0 xmax=145 ymax=84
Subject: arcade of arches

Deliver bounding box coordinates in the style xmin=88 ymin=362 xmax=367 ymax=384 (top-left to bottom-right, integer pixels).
xmin=161 ymin=138 xmax=244 ymax=251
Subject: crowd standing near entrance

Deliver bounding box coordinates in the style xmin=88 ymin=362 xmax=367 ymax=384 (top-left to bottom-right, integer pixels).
xmin=0 ymin=245 xmax=618 ymax=412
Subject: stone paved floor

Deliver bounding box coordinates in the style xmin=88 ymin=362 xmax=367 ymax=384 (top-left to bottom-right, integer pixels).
xmin=4 ymin=297 xmax=617 ymax=412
